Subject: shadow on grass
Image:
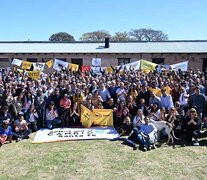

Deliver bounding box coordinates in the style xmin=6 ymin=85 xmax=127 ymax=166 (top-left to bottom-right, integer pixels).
xmin=110 ymin=131 xmax=207 ymax=151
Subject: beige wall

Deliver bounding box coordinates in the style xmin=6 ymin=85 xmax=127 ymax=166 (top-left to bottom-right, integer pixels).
xmin=0 ymin=53 xmax=207 ymax=71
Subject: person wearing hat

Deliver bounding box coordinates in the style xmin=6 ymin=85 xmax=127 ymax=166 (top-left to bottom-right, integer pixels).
xmin=13 ymin=112 xmax=31 ymax=142
xmin=0 ymin=120 xmax=12 ymax=146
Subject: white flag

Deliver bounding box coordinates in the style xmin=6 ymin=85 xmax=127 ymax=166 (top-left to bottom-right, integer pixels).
xmin=171 ymin=61 xmax=188 ymax=71
xmin=33 ymin=63 xmax=45 ymax=71
xmin=92 ymin=58 xmax=101 ymax=66
xmin=125 ymin=61 xmax=140 ymax=70
xmin=12 ymin=58 xmax=22 ymax=67
xmin=53 ymin=59 xmax=69 ymax=71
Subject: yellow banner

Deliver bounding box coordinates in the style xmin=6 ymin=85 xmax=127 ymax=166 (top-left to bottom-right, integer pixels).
xmin=27 ymin=71 xmax=40 ymax=79
xmin=81 ymin=105 xmax=113 ymax=127
xmin=140 ymin=59 xmax=157 ymax=71
xmin=80 ymin=105 xmax=93 ymax=128
xmin=69 ymin=63 xmax=79 ymax=71
xmin=46 ymin=59 xmax=53 ymax=68
xmin=149 ymin=86 xmax=171 ymax=97
xmin=106 ymin=66 xmax=113 ymax=74
xmin=22 ymin=61 xmax=32 ymax=70
xmin=93 ymin=109 xmax=113 ymax=126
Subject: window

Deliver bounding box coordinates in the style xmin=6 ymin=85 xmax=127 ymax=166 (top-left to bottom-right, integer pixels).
xmin=71 ymin=59 xmax=83 ymax=66
xmin=42 ymin=58 xmax=53 ymax=62
xmin=152 ymin=58 xmax=164 ymax=64
xmin=118 ymin=58 xmax=130 ymax=65
xmin=27 ymin=58 xmax=37 ymax=62
xmin=0 ymin=58 xmax=9 ymax=62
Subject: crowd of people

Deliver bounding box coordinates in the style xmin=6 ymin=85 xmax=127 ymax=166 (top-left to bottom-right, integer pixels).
xmin=0 ymin=65 xmax=207 ymax=150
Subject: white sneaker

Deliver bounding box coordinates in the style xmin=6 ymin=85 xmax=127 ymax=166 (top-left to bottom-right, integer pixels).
xmin=193 ymin=142 xmax=199 ymax=146
xmin=16 ymin=138 xmax=22 ymax=142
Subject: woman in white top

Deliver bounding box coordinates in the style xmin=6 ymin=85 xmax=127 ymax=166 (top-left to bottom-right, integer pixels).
xmin=133 ymin=109 xmax=145 ymax=129
xmin=45 ymin=101 xmax=61 ymax=129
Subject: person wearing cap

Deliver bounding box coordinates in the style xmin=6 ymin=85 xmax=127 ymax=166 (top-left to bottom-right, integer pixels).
xmin=13 ymin=112 xmax=31 ymax=141
xmin=0 ymin=120 xmax=12 ymax=146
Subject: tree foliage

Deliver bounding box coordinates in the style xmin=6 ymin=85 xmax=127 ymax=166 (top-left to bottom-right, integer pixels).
xmin=80 ymin=30 xmax=111 ymax=41
xmin=49 ymin=32 xmax=75 ymax=42
xmin=111 ymin=32 xmax=131 ymax=41
xmin=129 ymin=28 xmax=168 ymax=41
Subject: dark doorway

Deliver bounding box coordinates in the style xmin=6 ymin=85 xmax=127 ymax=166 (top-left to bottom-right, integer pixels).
xmin=203 ymin=58 xmax=207 ymax=74
xmin=71 ymin=59 xmax=83 ymax=66
xmin=152 ymin=58 xmax=164 ymax=64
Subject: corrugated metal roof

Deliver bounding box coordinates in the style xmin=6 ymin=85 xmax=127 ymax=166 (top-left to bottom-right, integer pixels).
xmin=0 ymin=41 xmax=207 ymax=53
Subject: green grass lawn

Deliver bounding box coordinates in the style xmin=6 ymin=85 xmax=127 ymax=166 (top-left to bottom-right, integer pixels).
xmin=0 ymin=133 xmax=207 ymax=180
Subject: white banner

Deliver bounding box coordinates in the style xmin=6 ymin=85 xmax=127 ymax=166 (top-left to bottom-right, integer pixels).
xmin=53 ymin=59 xmax=69 ymax=71
xmin=12 ymin=58 xmax=22 ymax=66
xmin=32 ymin=127 xmax=119 ymax=143
xmin=33 ymin=62 xmax=45 ymax=71
xmin=157 ymin=64 xmax=171 ymax=73
xmin=92 ymin=58 xmax=101 ymax=66
xmin=124 ymin=60 xmax=140 ymax=70
xmin=171 ymin=61 xmax=188 ymax=71
xmin=90 ymin=66 xmax=105 ymax=74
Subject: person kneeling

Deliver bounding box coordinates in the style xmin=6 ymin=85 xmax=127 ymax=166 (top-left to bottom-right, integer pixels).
xmin=13 ymin=112 xmax=31 ymax=142
xmin=137 ymin=116 xmax=157 ymax=151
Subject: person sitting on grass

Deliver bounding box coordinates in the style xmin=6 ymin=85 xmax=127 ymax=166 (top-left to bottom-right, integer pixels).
xmin=120 ymin=116 xmax=133 ymax=136
xmin=0 ymin=120 xmax=12 ymax=146
xmin=13 ymin=112 xmax=31 ymax=142
xmin=137 ymin=116 xmax=157 ymax=151
xmin=183 ymin=108 xmax=201 ymax=146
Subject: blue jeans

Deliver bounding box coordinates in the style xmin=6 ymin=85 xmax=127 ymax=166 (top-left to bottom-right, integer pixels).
xmin=46 ymin=118 xmax=61 ymax=129
xmin=137 ymin=134 xmax=150 ymax=148
xmin=124 ymin=128 xmax=140 ymax=148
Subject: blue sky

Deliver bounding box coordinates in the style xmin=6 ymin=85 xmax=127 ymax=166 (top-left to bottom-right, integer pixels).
xmin=0 ymin=0 xmax=206 ymax=41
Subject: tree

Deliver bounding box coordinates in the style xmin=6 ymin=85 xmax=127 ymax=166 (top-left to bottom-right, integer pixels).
xmin=129 ymin=28 xmax=168 ymax=41
xmin=111 ymin=32 xmax=131 ymax=41
xmin=49 ymin=32 xmax=75 ymax=42
xmin=80 ymin=30 xmax=111 ymax=41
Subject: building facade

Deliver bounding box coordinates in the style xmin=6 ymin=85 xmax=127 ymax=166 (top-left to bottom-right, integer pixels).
xmin=0 ymin=40 xmax=207 ymax=71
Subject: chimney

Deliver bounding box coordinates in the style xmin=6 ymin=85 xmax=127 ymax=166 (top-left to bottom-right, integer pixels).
xmin=105 ymin=37 xmax=110 ymax=48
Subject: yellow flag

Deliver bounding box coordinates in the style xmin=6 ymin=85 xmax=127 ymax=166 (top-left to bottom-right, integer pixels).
xmin=81 ymin=105 xmax=93 ymax=128
xmin=140 ymin=59 xmax=157 ymax=71
xmin=93 ymin=109 xmax=113 ymax=126
xmin=17 ymin=68 xmax=23 ymax=74
xmin=22 ymin=61 xmax=32 ymax=70
xmin=106 ymin=66 xmax=113 ymax=74
xmin=69 ymin=63 xmax=79 ymax=71
xmin=148 ymin=87 xmax=162 ymax=97
xmin=27 ymin=71 xmax=40 ymax=79
xmin=46 ymin=59 xmax=53 ymax=68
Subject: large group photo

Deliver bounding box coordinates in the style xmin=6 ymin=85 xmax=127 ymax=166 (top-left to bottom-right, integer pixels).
xmin=1 ymin=58 xmax=207 ymax=149
xmin=1 ymin=0 xmax=207 ymax=179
